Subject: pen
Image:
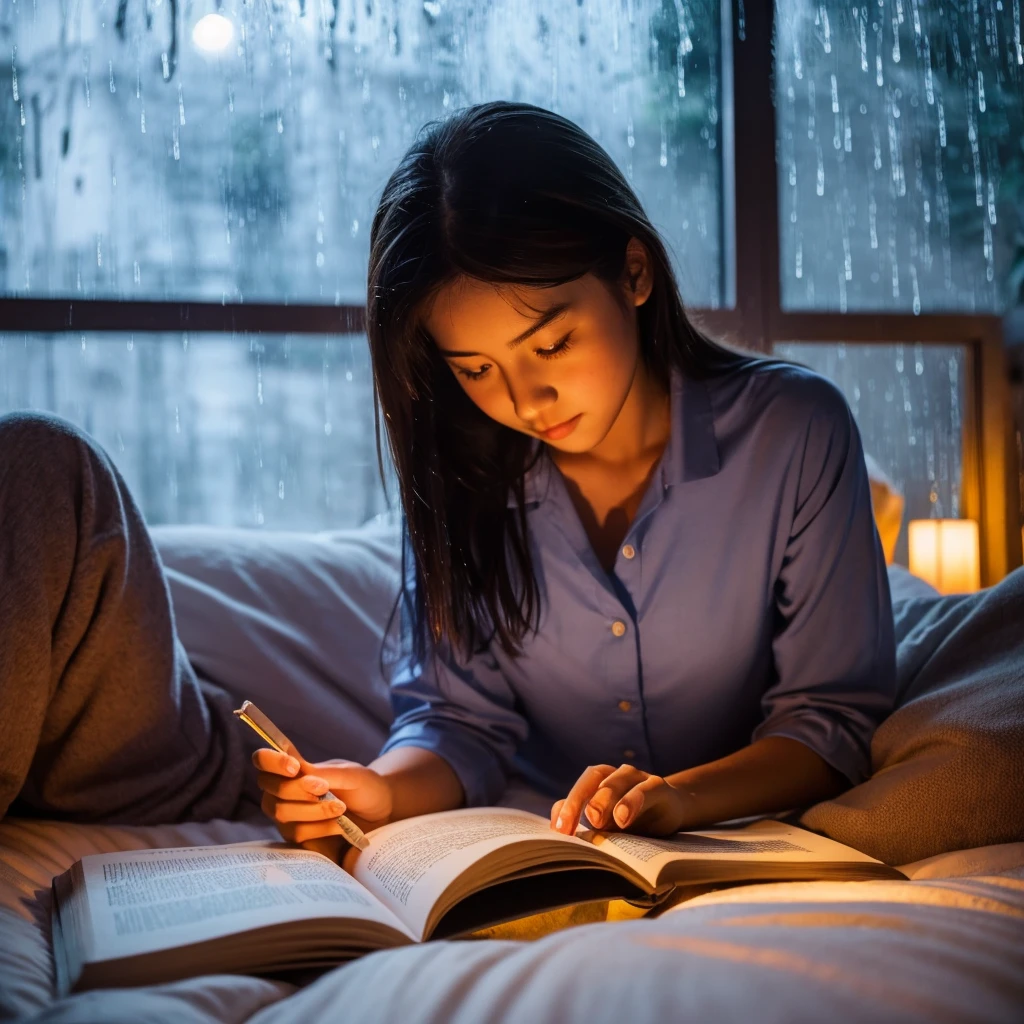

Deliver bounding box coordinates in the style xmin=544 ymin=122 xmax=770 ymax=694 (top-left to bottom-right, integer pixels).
xmin=233 ymin=700 xmax=370 ymax=851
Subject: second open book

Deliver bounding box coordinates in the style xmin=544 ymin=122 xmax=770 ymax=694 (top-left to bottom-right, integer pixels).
xmin=53 ymin=806 xmax=904 ymax=993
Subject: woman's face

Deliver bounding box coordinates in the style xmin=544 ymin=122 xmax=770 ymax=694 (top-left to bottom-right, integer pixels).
xmin=424 ymin=241 xmax=654 ymax=454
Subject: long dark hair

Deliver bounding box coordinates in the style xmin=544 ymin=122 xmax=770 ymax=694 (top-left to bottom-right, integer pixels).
xmin=368 ymin=101 xmax=750 ymax=662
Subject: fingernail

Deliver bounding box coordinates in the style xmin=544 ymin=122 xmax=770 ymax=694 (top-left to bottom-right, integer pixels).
xmin=286 ymin=759 xmax=300 ymax=776
xmin=328 ymin=801 xmax=344 ymax=814
xmin=305 ymin=778 xmax=328 ymax=795
xmin=555 ymin=815 xmax=565 ymax=832
xmin=614 ymin=805 xmax=629 ymax=826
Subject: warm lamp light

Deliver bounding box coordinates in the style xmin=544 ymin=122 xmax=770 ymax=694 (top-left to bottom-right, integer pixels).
xmin=908 ymin=519 xmax=981 ymax=594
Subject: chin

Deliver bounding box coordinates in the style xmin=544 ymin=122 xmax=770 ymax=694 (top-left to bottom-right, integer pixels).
xmin=546 ymin=426 xmax=602 ymax=454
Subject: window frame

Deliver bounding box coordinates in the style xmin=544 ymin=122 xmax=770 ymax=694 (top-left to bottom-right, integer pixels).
xmin=1 ymin=1 xmax=1020 ymax=580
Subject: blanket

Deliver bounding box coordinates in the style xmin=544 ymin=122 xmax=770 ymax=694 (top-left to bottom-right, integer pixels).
xmin=801 ymin=567 xmax=1024 ymax=863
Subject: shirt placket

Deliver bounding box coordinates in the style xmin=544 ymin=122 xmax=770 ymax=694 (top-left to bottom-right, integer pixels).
xmin=606 ymin=500 xmax=659 ymax=772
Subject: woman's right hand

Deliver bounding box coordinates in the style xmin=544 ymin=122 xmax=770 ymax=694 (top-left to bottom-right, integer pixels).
xmin=252 ymin=749 xmax=394 ymax=846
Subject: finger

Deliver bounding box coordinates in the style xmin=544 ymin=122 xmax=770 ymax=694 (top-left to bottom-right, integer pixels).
xmin=620 ymin=777 xmax=685 ymax=834
xmin=309 ymin=763 xmax=377 ymax=795
xmin=556 ymin=765 xmax=615 ymax=834
xmin=262 ymin=792 xmax=347 ymax=824
xmin=611 ymin=781 xmax=657 ymax=830
xmin=300 ymin=834 xmax=349 ymax=863
xmin=256 ymin=771 xmax=331 ymax=801
xmin=278 ymin=820 xmax=346 ymax=845
xmin=549 ymin=799 xmax=565 ymax=829
xmin=252 ymin=748 xmax=300 ymax=777
xmin=584 ymin=766 xmax=649 ymax=829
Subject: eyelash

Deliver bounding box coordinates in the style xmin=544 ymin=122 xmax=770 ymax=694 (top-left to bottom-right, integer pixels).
xmin=536 ymin=332 xmax=574 ymax=360
xmin=455 ymin=332 xmax=574 ymax=382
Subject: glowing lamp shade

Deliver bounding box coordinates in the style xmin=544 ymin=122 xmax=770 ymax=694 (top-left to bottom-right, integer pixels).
xmin=908 ymin=518 xmax=981 ymax=594
xmin=192 ymin=13 xmax=234 ymax=53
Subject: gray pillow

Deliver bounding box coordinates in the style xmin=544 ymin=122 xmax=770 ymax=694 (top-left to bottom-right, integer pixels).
xmin=151 ymin=514 xmax=401 ymax=768
xmin=800 ymin=566 xmax=1024 ymax=864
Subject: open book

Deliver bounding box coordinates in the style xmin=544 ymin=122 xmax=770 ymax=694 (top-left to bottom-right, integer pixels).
xmin=52 ymin=807 xmax=903 ymax=993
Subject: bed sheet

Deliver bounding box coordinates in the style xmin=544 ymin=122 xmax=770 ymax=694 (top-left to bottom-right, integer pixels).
xmin=0 ymin=817 xmax=288 ymax=1023
xmin=3 ymin=815 xmax=1022 ymax=1024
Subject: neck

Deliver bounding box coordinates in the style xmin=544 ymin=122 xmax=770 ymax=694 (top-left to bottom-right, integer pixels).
xmin=556 ymin=363 xmax=672 ymax=473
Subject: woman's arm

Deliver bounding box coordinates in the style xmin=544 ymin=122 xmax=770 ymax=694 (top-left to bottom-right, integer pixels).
xmin=756 ymin=374 xmax=895 ymax=787
xmin=553 ymin=736 xmax=847 ymax=836
xmin=368 ymin=745 xmax=466 ymax=824
xmin=664 ymin=736 xmax=847 ymax=827
xmin=252 ymin=744 xmax=465 ymax=865
xmin=254 ymin=744 xmax=464 ymax=838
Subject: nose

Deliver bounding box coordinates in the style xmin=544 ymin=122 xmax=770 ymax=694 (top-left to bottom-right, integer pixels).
xmin=507 ymin=370 xmax=557 ymax=426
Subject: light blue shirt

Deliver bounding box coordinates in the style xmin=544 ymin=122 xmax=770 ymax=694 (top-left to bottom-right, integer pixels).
xmin=381 ymin=360 xmax=896 ymax=805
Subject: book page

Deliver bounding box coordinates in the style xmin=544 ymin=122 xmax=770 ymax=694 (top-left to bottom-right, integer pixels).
xmin=80 ymin=841 xmax=415 ymax=961
xmin=585 ymin=820 xmax=885 ymax=887
xmin=346 ymin=807 xmax=597 ymax=938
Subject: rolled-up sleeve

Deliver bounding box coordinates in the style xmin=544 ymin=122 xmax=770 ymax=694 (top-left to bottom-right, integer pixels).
xmin=753 ymin=377 xmax=896 ymax=784
xmin=379 ymin=635 xmax=528 ymax=807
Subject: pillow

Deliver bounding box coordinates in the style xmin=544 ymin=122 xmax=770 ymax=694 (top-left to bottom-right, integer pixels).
xmin=151 ymin=513 xmax=402 ymax=767
xmin=800 ymin=566 xmax=1024 ymax=864
xmin=863 ymin=453 xmax=904 ymax=565
xmin=886 ymin=562 xmax=939 ymax=603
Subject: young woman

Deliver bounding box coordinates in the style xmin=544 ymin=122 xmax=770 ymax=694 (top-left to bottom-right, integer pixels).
xmin=254 ymin=101 xmax=895 ymax=851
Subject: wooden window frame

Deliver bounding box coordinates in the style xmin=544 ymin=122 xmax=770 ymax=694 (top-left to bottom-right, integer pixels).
xmin=1 ymin=1 xmax=1019 ymax=579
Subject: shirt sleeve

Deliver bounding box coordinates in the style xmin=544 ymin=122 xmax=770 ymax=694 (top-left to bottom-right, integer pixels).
xmin=379 ymin=632 xmax=528 ymax=807
xmin=753 ymin=374 xmax=896 ymax=785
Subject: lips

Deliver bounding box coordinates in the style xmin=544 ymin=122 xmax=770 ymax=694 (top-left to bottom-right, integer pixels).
xmin=539 ymin=413 xmax=582 ymax=441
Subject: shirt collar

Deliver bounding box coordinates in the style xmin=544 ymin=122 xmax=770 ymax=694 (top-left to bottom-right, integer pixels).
xmin=507 ymin=368 xmax=720 ymax=509
xmin=661 ymin=368 xmax=720 ymax=487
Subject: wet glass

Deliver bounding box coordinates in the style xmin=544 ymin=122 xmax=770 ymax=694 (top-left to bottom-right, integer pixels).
xmin=775 ymin=0 xmax=1024 ymax=313
xmin=775 ymin=341 xmax=967 ymax=564
xmin=0 ymin=332 xmax=387 ymax=529
xmin=0 ymin=0 xmax=726 ymax=307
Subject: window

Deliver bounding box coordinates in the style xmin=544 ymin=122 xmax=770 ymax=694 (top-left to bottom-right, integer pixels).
xmin=1 ymin=0 xmax=726 ymax=307
xmin=775 ymin=0 xmax=1024 ymax=313
xmin=2 ymin=1 xmax=1019 ymax=573
xmin=774 ymin=342 xmax=967 ymax=565
xmin=0 ymin=332 xmax=383 ymax=529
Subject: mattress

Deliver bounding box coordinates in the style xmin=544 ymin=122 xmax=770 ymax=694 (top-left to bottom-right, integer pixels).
xmin=2 ymin=815 xmax=1022 ymax=1024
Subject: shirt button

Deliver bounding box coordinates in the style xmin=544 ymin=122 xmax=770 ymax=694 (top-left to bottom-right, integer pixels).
xmin=611 ymin=620 xmax=627 ymax=637
xmin=621 ymin=544 xmax=636 ymax=560
xmin=623 ymin=749 xmax=636 ymax=760
xmin=617 ymin=700 xmax=632 ymax=713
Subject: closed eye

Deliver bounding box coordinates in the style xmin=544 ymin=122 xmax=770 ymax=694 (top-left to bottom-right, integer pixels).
xmin=455 ymin=363 xmax=491 ymax=381
xmin=453 ymin=331 xmax=573 ymax=380
xmin=536 ymin=332 xmax=574 ymax=359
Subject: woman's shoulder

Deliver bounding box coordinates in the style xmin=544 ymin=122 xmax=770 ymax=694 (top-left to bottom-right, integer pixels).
xmin=706 ymin=356 xmax=852 ymax=435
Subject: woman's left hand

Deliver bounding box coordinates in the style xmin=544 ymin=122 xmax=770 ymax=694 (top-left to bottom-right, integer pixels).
xmin=551 ymin=763 xmax=693 ymax=836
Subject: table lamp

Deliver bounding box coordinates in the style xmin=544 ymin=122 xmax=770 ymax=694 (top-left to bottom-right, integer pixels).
xmin=907 ymin=518 xmax=981 ymax=594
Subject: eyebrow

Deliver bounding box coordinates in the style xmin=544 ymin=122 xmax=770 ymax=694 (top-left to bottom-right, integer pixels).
xmin=437 ymin=302 xmax=572 ymax=359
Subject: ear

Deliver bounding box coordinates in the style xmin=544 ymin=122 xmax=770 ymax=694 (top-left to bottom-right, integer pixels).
xmin=621 ymin=237 xmax=654 ymax=307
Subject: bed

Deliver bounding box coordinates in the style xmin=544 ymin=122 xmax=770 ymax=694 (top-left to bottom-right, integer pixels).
xmin=3 ymin=816 xmax=1022 ymax=1023
xmin=1 ymin=513 xmax=1022 ymax=1023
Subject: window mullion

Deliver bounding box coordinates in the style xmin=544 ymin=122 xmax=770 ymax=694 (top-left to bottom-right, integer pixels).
xmin=729 ymin=0 xmax=779 ymax=353
xmin=0 ymin=299 xmax=365 ymax=335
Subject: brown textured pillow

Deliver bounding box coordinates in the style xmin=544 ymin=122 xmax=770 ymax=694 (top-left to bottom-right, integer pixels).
xmin=800 ymin=566 xmax=1024 ymax=865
